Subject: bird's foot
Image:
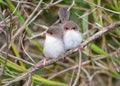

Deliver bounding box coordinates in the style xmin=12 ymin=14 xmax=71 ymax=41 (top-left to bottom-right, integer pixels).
xmin=42 ymin=58 xmax=48 ymax=66
xmin=79 ymin=44 xmax=84 ymax=50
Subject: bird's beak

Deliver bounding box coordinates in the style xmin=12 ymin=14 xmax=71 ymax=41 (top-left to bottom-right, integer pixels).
xmin=43 ymin=31 xmax=47 ymax=35
xmin=43 ymin=31 xmax=52 ymax=36
xmin=43 ymin=31 xmax=50 ymax=36
xmin=70 ymin=28 xmax=72 ymax=30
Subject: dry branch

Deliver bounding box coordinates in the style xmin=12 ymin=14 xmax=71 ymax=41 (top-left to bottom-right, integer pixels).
xmin=3 ymin=21 xmax=120 ymax=86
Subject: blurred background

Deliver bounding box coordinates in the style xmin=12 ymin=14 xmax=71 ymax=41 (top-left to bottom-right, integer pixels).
xmin=0 ymin=0 xmax=120 ymax=86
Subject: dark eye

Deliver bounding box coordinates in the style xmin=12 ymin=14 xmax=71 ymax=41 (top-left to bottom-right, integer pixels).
xmin=72 ymin=27 xmax=76 ymax=30
xmin=65 ymin=27 xmax=69 ymax=30
xmin=49 ymin=32 xmax=53 ymax=35
xmin=47 ymin=31 xmax=52 ymax=35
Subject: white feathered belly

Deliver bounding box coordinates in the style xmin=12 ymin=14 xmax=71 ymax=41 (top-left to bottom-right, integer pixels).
xmin=64 ymin=30 xmax=82 ymax=50
xmin=43 ymin=35 xmax=65 ymax=58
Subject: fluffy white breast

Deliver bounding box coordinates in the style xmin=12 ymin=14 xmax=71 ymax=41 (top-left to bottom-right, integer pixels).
xmin=43 ymin=35 xmax=65 ymax=58
xmin=63 ymin=30 xmax=82 ymax=50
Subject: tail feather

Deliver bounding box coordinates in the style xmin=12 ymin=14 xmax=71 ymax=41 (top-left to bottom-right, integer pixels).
xmin=58 ymin=7 xmax=70 ymax=21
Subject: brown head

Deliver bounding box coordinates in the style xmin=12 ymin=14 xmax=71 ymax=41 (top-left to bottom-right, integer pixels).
xmin=63 ymin=21 xmax=80 ymax=31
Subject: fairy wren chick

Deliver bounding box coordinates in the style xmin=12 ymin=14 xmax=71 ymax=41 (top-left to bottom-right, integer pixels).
xmin=59 ymin=7 xmax=82 ymax=50
xmin=43 ymin=24 xmax=65 ymax=58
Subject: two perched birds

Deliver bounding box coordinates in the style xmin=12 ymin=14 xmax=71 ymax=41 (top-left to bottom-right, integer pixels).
xmin=43 ymin=8 xmax=82 ymax=59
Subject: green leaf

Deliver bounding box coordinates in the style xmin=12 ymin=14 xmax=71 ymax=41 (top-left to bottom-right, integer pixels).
xmin=0 ymin=0 xmax=7 ymax=5
xmin=89 ymin=43 xmax=107 ymax=55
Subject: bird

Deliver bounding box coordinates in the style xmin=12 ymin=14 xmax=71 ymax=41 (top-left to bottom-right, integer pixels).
xmin=43 ymin=24 xmax=65 ymax=58
xmin=58 ymin=7 xmax=82 ymax=50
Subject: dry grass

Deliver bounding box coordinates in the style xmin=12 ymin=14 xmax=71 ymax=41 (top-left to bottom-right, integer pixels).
xmin=0 ymin=0 xmax=120 ymax=86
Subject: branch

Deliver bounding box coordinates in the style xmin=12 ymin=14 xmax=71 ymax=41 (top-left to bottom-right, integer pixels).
xmin=4 ymin=21 xmax=120 ymax=86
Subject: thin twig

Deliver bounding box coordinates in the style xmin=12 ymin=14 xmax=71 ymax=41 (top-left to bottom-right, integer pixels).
xmin=68 ymin=0 xmax=75 ymax=11
xmin=84 ymin=0 xmax=120 ymax=14
xmin=72 ymin=49 xmax=82 ymax=86
xmin=0 ymin=9 xmax=10 ymax=84
xmin=0 ymin=52 xmax=35 ymax=66
xmin=20 ymin=32 xmax=35 ymax=63
xmin=30 ymin=31 xmax=46 ymax=39
xmin=69 ymin=70 xmax=75 ymax=85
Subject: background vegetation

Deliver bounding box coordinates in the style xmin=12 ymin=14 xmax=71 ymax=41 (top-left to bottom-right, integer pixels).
xmin=0 ymin=0 xmax=120 ymax=86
